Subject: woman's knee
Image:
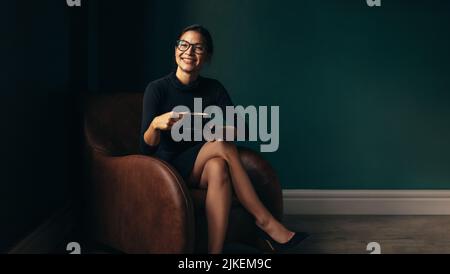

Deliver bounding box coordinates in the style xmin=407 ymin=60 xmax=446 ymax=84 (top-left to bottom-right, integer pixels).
xmin=204 ymin=157 xmax=231 ymax=187
xmin=211 ymin=141 xmax=238 ymax=161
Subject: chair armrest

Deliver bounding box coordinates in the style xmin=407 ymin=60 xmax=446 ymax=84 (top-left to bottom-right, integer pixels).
xmin=84 ymin=148 xmax=195 ymax=253
xmin=237 ymin=146 xmax=283 ymax=221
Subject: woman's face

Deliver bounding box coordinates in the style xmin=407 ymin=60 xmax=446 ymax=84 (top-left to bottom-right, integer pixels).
xmin=175 ymin=30 xmax=208 ymax=74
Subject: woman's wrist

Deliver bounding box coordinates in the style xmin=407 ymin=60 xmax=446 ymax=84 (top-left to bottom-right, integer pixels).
xmin=150 ymin=118 xmax=160 ymax=131
xmin=144 ymin=119 xmax=160 ymax=146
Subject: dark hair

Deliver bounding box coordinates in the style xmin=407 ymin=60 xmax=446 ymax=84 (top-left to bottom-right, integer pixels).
xmin=177 ymin=24 xmax=214 ymax=58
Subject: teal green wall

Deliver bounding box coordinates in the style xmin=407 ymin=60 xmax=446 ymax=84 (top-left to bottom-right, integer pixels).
xmin=148 ymin=0 xmax=450 ymax=189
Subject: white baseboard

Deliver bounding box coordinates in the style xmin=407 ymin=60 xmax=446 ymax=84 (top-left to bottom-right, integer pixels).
xmin=283 ymin=189 xmax=450 ymax=215
xmin=8 ymin=203 xmax=76 ymax=254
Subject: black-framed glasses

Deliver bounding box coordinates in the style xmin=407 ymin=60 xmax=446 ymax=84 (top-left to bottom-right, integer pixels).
xmin=176 ymin=39 xmax=206 ymax=54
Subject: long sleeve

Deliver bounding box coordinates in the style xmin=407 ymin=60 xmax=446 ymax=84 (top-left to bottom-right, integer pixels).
xmin=140 ymin=83 xmax=161 ymax=155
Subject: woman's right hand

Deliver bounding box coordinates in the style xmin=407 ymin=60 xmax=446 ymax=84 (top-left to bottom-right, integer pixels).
xmin=151 ymin=111 xmax=183 ymax=131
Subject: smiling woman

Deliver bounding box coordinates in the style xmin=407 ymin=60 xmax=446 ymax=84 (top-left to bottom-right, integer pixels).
xmin=174 ymin=25 xmax=214 ymax=84
xmin=140 ymin=24 xmax=308 ymax=254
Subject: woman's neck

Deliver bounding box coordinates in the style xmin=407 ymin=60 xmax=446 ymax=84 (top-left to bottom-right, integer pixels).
xmin=175 ymin=67 xmax=199 ymax=85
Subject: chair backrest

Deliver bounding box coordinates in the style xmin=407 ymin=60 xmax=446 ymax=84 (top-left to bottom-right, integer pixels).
xmin=83 ymin=92 xmax=143 ymax=156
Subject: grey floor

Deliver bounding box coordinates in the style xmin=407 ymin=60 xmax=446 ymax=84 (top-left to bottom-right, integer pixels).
xmin=78 ymin=215 xmax=450 ymax=254
xmin=282 ymin=215 xmax=450 ymax=254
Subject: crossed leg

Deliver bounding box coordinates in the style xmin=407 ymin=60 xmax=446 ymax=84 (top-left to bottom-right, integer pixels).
xmin=189 ymin=141 xmax=294 ymax=254
xmin=194 ymin=157 xmax=232 ymax=254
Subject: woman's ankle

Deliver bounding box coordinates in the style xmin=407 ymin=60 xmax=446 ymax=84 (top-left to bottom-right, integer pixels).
xmin=255 ymin=215 xmax=276 ymax=231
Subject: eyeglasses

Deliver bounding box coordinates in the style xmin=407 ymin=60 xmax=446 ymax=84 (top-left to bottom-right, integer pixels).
xmin=176 ymin=39 xmax=206 ymax=54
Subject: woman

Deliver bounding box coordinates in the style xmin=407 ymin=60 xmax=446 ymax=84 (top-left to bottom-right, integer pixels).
xmin=140 ymin=24 xmax=308 ymax=254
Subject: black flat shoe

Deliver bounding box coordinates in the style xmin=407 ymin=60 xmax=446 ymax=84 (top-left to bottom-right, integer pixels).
xmin=256 ymin=228 xmax=310 ymax=253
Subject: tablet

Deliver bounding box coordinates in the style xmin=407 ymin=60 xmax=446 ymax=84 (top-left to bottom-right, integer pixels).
xmin=172 ymin=111 xmax=210 ymax=118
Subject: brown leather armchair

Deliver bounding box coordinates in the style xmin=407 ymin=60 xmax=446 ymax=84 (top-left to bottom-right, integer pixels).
xmin=82 ymin=92 xmax=283 ymax=253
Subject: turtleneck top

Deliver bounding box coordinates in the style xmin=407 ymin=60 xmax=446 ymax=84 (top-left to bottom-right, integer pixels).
xmin=140 ymin=71 xmax=233 ymax=163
